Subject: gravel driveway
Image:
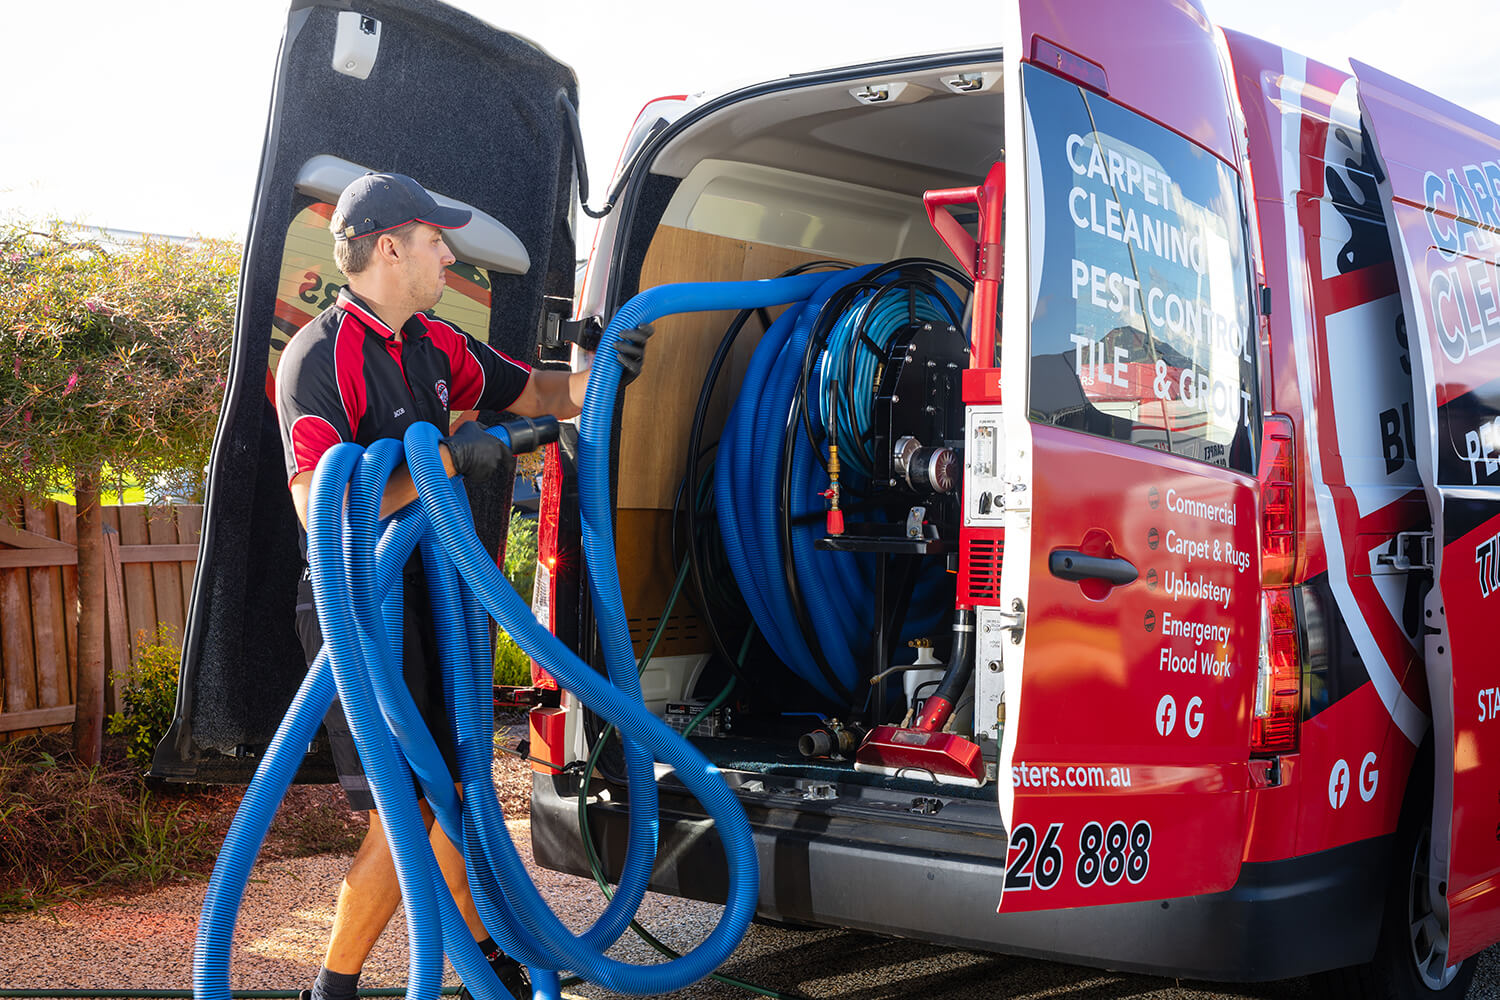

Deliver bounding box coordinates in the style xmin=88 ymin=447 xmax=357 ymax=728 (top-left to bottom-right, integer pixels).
xmin=3 ymin=807 xmax=1497 ymax=999
xmin=2 ymin=729 xmax=1495 ymax=1000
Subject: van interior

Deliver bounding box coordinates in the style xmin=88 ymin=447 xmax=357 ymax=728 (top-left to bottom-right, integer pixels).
xmin=589 ymin=55 xmax=1006 ymax=798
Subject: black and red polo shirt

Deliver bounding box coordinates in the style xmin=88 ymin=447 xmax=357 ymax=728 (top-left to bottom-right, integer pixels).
xmin=275 ymin=288 xmax=531 ymax=482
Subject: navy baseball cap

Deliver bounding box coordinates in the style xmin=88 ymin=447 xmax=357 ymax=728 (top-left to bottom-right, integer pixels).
xmin=332 ymin=172 xmax=471 ymax=241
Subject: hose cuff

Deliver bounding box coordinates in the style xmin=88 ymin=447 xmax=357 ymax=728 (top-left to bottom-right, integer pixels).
xmin=499 ymin=415 xmax=561 ymax=455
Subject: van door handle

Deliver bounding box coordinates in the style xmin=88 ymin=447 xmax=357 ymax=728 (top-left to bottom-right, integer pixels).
xmin=1048 ymin=550 xmax=1138 ymax=585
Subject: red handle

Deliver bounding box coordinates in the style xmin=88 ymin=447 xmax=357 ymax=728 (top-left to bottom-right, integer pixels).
xmin=923 ymin=186 xmax=981 ymax=279
xmin=924 ymin=160 xmax=1006 ymax=369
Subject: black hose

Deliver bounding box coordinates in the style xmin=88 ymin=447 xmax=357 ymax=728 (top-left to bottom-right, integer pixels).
xmin=912 ymin=678 xmax=941 ymax=703
xmin=924 ymin=609 xmax=976 ymax=725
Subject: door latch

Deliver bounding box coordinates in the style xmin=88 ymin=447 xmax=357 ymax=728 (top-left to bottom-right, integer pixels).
xmin=545 ymin=314 xmax=601 ymax=352
xmin=1377 ymin=531 xmax=1435 ymax=572
xmin=995 ymin=597 xmax=1025 ymax=644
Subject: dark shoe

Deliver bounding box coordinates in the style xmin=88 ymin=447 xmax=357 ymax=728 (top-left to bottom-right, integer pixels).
xmin=457 ymin=957 xmax=530 ymax=1000
xmin=494 ymin=957 xmax=531 ymax=1000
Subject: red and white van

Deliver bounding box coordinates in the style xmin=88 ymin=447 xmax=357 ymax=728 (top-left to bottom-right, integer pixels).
xmin=162 ymin=1 xmax=1500 ymax=995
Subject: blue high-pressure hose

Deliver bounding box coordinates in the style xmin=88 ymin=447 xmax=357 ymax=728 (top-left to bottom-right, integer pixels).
xmin=194 ymin=272 xmax=848 ymax=1000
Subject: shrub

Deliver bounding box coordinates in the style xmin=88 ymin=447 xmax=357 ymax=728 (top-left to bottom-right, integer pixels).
xmin=1 ymin=221 xmax=238 ymax=762
xmin=0 ymin=222 xmax=238 ymax=504
xmin=0 ymin=735 xmax=214 ymax=913
xmin=504 ymin=512 xmax=537 ymax=605
xmin=494 ymin=632 xmax=532 ymax=687
xmin=106 ymin=624 xmax=181 ymax=769
xmin=494 ymin=513 xmax=538 ymax=687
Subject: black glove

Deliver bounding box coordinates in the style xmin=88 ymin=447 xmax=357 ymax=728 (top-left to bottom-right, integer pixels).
xmin=615 ymin=322 xmax=654 ymax=386
xmin=444 ymin=420 xmax=507 ymax=480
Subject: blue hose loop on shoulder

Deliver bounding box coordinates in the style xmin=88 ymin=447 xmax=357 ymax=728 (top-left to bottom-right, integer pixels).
xmin=403 ymin=420 xmax=761 ymax=994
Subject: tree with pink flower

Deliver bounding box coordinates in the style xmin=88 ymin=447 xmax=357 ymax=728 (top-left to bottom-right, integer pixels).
xmin=0 ymin=221 xmax=238 ymax=763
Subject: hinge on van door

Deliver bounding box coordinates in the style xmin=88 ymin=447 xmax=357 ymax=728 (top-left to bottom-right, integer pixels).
xmin=541 ymin=300 xmax=602 ymax=353
xmin=563 ymin=317 xmax=603 ymax=351
xmin=1378 ymin=531 xmax=1435 ymax=572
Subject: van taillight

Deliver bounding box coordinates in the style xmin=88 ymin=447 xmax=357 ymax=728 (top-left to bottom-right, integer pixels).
xmin=1253 ymin=588 xmax=1300 ymax=754
xmin=1259 ymin=415 xmax=1295 ymax=586
xmin=530 ymin=440 xmax=561 ymax=691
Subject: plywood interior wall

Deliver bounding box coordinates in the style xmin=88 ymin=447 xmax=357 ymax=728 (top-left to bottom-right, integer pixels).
xmin=617 ymin=227 xmax=842 ymax=510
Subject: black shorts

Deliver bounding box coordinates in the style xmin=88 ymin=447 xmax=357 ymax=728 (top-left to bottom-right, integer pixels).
xmin=294 ymin=568 xmax=461 ymax=812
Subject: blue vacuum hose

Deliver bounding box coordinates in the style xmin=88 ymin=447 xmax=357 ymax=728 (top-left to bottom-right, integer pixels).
xmin=194 ymin=272 xmax=875 ymax=1000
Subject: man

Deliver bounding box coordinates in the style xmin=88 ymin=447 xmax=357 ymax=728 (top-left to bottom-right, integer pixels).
xmin=275 ymin=172 xmax=648 ymax=1000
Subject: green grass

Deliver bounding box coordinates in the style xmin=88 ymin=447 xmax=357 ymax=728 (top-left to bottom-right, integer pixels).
xmin=45 ymin=468 xmax=148 ymax=506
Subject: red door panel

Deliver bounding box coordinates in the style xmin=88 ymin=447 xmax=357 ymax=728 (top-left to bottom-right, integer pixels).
xmin=999 ymin=6 xmax=1261 ymax=911
xmin=1353 ymin=58 xmax=1500 ymax=963
xmin=1000 ymin=428 xmax=1258 ymax=910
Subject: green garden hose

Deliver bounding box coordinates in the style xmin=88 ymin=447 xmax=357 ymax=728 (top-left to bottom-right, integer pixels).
xmin=573 ymin=558 xmax=809 ymax=1000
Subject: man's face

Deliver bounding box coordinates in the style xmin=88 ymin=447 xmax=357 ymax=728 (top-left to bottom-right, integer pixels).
xmin=397 ymin=223 xmax=456 ymax=312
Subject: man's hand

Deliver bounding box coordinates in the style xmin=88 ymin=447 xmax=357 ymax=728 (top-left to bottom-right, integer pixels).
xmin=615 ymin=323 xmax=654 ymax=386
xmin=445 ymin=420 xmax=508 ymax=480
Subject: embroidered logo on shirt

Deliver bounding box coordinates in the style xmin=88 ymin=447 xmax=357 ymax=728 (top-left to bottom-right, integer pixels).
xmin=393 ymin=407 xmax=406 ymax=418
xmin=434 ymin=379 xmax=449 ymax=408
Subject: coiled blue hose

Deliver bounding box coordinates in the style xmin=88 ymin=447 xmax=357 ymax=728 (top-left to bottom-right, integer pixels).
xmin=717 ymin=269 xmax=960 ymax=705
xmin=819 ymin=286 xmax=956 ymax=481
xmin=717 ymin=268 xmax=876 ymax=703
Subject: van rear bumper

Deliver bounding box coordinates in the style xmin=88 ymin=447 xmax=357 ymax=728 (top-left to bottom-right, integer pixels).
xmin=530 ymin=771 xmax=1390 ymax=982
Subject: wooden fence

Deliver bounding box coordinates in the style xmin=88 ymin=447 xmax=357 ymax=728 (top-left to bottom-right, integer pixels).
xmin=0 ymin=500 xmax=201 ymax=737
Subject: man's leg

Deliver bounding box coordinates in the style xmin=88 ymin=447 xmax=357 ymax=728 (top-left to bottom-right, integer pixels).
xmin=404 ymin=577 xmax=528 ymax=998
xmin=299 ymin=584 xmax=389 ymax=1000
xmin=430 ymin=793 xmax=485 ymax=938
xmin=323 ymin=808 xmax=407 ymax=975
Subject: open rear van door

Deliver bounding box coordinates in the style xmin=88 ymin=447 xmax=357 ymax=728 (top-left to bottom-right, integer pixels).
xmin=152 ymin=0 xmax=577 ymax=782
xmin=994 ymin=0 xmax=1262 ymax=912
xmin=1353 ymin=58 xmax=1500 ymax=964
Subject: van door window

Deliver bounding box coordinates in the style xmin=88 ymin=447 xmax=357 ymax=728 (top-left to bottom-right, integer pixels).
xmin=1023 ymin=64 xmax=1258 ymax=472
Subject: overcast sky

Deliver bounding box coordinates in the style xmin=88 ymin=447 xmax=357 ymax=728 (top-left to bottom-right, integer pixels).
xmin=3 ymin=0 xmax=1496 ymax=241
